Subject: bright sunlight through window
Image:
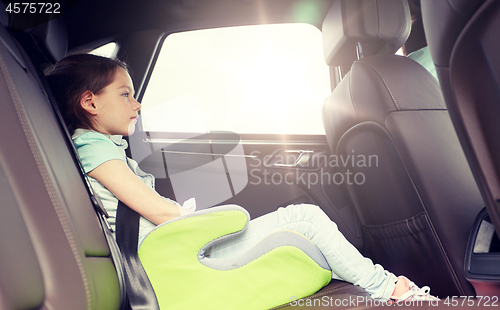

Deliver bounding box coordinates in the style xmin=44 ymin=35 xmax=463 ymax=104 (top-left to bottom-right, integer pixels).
xmin=141 ymin=24 xmax=330 ymax=135
xmin=89 ymin=42 xmax=117 ymax=58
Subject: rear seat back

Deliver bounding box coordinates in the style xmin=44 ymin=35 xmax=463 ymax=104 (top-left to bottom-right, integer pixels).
xmin=0 ymin=16 xmax=121 ymax=310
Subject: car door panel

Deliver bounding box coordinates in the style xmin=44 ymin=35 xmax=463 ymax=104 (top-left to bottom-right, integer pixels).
xmin=130 ymin=129 xmax=363 ymax=248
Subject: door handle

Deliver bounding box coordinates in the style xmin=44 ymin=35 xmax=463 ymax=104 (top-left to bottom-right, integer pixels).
xmin=272 ymin=150 xmax=314 ymax=168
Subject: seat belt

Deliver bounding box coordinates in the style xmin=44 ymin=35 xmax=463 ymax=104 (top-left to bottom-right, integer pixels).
xmin=12 ymin=31 xmax=159 ymax=310
xmin=116 ymin=201 xmax=160 ymax=310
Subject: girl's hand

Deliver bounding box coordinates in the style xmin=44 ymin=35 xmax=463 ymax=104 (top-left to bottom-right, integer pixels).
xmin=178 ymin=205 xmax=194 ymax=216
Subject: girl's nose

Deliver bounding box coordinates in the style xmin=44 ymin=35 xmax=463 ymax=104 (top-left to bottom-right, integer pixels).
xmin=133 ymin=98 xmax=141 ymax=111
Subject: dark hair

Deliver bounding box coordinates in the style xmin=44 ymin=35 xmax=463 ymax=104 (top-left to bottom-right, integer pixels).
xmin=45 ymin=54 xmax=129 ymax=133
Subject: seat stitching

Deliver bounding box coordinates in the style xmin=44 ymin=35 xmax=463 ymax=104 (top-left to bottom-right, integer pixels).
xmin=0 ymin=52 xmax=92 ymax=309
xmin=356 ymin=61 xmax=401 ymax=110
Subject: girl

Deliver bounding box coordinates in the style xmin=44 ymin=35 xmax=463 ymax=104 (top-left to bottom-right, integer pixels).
xmin=45 ymin=53 xmax=435 ymax=302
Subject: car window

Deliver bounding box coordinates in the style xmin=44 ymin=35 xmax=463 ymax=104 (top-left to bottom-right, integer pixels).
xmin=141 ymin=23 xmax=330 ymax=135
xmin=89 ymin=42 xmax=117 ymax=58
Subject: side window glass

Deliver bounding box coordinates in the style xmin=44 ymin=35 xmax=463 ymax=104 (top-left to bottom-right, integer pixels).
xmin=89 ymin=42 xmax=117 ymax=58
xmin=141 ymin=23 xmax=330 ymax=135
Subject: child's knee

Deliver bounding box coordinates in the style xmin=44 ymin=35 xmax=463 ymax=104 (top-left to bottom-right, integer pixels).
xmin=299 ymin=203 xmax=324 ymax=216
xmin=299 ymin=204 xmax=339 ymax=230
xmin=285 ymin=204 xmax=328 ymax=220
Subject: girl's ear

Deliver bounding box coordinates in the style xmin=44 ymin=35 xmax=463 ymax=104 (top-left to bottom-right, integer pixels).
xmin=80 ymin=90 xmax=98 ymax=115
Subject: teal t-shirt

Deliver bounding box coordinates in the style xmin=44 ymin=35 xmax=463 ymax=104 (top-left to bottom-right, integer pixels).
xmin=72 ymin=129 xmax=158 ymax=237
xmin=407 ymin=46 xmax=438 ymax=81
xmin=73 ymin=129 xmax=125 ymax=173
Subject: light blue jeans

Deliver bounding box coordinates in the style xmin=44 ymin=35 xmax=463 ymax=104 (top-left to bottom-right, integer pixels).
xmin=204 ymin=204 xmax=398 ymax=300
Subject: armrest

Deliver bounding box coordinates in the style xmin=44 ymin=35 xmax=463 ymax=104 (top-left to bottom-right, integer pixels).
xmin=138 ymin=205 xmax=332 ymax=309
xmin=465 ymin=207 xmax=500 ymax=297
xmin=138 ymin=204 xmax=249 ymax=250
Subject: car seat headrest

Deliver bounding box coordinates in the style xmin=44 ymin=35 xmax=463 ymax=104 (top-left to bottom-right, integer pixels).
xmin=0 ymin=3 xmax=7 ymax=28
xmin=9 ymin=13 xmax=68 ymax=64
xmin=322 ymin=0 xmax=411 ymax=66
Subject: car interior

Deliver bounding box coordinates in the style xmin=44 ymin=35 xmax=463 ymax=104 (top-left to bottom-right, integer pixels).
xmin=1 ymin=0 xmax=500 ymax=309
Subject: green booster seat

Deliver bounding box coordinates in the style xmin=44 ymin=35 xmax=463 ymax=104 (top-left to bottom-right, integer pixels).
xmin=138 ymin=205 xmax=332 ymax=309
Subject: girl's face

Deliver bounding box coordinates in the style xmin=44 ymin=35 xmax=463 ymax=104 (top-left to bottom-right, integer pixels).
xmin=90 ymin=68 xmax=141 ymax=136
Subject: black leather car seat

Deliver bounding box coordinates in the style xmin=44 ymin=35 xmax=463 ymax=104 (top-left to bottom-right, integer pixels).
xmin=421 ymin=0 xmax=500 ymax=247
xmin=321 ymin=0 xmax=484 ymax=298
xmin=0 ymin=11 xmax=125 ymax=310
xmin=421 ymin=0 xmax=500 ymax=297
